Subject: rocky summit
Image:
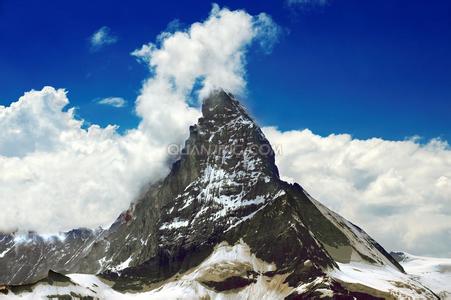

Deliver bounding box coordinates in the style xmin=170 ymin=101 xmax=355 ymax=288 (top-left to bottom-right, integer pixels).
xmin=0 ymin=91 xmax=439 ymax=299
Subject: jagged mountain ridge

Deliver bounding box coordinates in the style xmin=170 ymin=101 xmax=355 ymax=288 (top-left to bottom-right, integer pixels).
xmin=0 ymin=90 xmax=437 ymax=299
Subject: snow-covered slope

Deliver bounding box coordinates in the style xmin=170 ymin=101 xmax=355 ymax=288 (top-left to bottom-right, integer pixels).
xmin=330 ymin=262 xmax=436 ymax=299
xmin=0 ymin=241 xmax=301 ymax=299
xmin=1 ymin=242 xmax=439 ymax=299
xmin=392 ymin=252 xmax=451 ymax=299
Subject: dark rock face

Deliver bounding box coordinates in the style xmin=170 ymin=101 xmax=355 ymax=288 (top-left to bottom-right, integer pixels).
xmin=0 ymin=229 xmax=102 ymax=285
xmin=390 ymin=251 xmax=409 ymax=262
xmin=202 ymin=276 xmax=257 ymax=292
xmin=0 ymin=90 xmax=403 ymax=295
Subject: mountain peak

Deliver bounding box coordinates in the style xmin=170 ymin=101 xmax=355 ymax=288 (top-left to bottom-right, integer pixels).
xmin=202 ymin=89 xmax=236 ymax=116
xmin=158 ymin=89 xmax=282 ymax=240
xmin=2 ymin=92 xmax=436 ymax=299
xmin=185 ymin=89 xmax=279 ymax=181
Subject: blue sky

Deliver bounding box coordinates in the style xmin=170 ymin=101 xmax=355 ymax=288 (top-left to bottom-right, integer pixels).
xmin=1 ymin=0 xmax=450 ymax=141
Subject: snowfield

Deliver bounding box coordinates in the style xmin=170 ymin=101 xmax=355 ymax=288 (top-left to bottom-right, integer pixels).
xmin=397 ymin=252 xmax=451 ymax=299
xmin=330 ymin=261 xmax=435 ymax=299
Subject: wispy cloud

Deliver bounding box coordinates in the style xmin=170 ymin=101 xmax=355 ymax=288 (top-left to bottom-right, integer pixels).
xmin=90 ymin=26 xmax=118 ymax=51
xmin=254 ymin=13 xmax=282 ymax=54
xmin=96 ymin=97 xmax=127 ymax=108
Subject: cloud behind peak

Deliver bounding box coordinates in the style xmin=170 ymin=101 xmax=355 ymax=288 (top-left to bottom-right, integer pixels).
xmin=0 ymin=5 xmax=281 ymax=233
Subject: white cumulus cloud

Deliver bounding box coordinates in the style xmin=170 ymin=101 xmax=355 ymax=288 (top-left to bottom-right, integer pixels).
xmin=90 ymin=26 xmax=118 ymax=50
xmin=96 ymin=97 xmax=127 ymax=108
xmin=0 ymin=87 xmax=170 ymax=233
xmin=263 ymin=127 xmax=451 ymax=257
xmin=131 ymin=4 xmax=279 ymax=144
xmin=0 ymin=5 xmax=279 ymax=233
